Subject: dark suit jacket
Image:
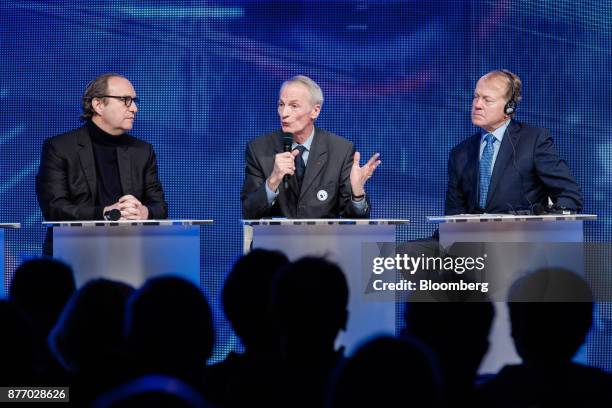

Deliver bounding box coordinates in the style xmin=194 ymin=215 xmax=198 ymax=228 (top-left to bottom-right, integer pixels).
xmin=445 ymin=120 xmax=583 ymax=215
xmin=36 ymin=125 xmax=168 ymax=221
xmin=241 ymin=128 xmax=369 ymax=219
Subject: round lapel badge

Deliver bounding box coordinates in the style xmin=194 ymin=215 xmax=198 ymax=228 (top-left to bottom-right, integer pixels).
xmin=317 ymin=189 xmax=328 ymax=201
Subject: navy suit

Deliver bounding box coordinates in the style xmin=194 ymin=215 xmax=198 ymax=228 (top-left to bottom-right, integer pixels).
xmin=445 ymin=120 xmax=582 ymax=215
xmin=241 ymin=128 xmax=369 ymax=219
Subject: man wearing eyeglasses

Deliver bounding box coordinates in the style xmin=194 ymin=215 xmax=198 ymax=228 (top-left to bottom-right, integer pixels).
xmin=36 ymin=73 xmax=168 ymax=221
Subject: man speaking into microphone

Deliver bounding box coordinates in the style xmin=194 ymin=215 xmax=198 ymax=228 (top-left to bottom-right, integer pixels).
xmin=36 ymin=73 xmax=168 ymax=221
xmin=241 ymin=75 xmax=380 ymax=219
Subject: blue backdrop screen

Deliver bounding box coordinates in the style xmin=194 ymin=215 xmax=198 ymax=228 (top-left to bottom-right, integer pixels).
xmin=1 ymin=1 xmax=611 ymax=368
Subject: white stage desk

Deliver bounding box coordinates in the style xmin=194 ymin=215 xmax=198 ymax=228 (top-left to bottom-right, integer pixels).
xmin=429 ymin=213 xmax=597 ymax=374
xmin=243 ymin=219 xmax=409 ymax=354
xmin=44 ymin=220 xmax=213 ymax=288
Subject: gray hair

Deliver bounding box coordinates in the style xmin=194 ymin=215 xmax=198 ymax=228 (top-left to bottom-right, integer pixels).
xmin=281 ymin=75 xmax=324 ymax=107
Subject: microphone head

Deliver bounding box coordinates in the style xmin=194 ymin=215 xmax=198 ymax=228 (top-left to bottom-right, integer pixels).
xmin=281 ymin=133 xmax=294 ymax=151
xmin=104 ymin=209 xmax=121 ymax=221
xmin=532 ymin=203 xmax=546 ymax=215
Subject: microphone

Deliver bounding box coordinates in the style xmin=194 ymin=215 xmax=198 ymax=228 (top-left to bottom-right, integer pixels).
xmin=103 ymin=209 xmax=121 ymax=221
xmin=506 ymin=202 xmax=546 ymax=216
xmin=281 ymin=133 xmax=294 ymax=190
xmin=531 ymin=202 xmax=546 ymax=215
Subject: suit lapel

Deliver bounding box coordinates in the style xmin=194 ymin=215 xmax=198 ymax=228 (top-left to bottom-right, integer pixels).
xmin=77 ymin=126 xmax=97 ymax=200
xmin=466 ymin=133 xmax=480 ymax=209
xmin=486 ymin=121 xmax=519 ymax=206
xmin=299 ymin=129 xmax=328 ymax=200
xmin=116 ymin=144 xmax=133 ymax=195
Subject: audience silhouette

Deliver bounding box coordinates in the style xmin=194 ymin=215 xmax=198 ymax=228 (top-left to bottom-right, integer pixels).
xmin=271 ymin=256 xmax=349 ymax=408
xmin=124 ymin=276 xmax=214 ymax=391
xmin=9 ymin=258 xmax=76 ymax=379
xmin=327 ymin=336 xmax=443 ymax=408
xmin=402 ymin=275 xmax=494 ymax=407
xmin=48 ymin=278 xmax=134 ymax=405
xmin=93 ymin=374 xmax=213 ymax=408
xmin=205 ymin=249 xmax=289 ymax=407
xmin=478 ymin=267 xmax=612 ymax=407
xmin=2 ymin=255 xmax=611 ymax=407
xmin=0 ymin=300 xmax=35 ymax=385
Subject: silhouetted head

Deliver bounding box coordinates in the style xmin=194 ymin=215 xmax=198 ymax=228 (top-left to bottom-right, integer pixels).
xmin=10 ymin=258 xmax=75 ymax=336
xmin=92 ymin=375 xmax=211 ymax=408
xmin=223 ymin=249 xmax=289 ymax=351
xmin=48 ymin=279 xmax=134 ymax=372
xmin=403 ymin=294 xmax=494 ymax=388
xmin=125 ymin=276 xmax=214 ymax=377
xmin=273 ymin=257 xmax=348 ymax=352
xmin=508 ymin=268 xmax=593 ymax=365
xmin=328 ymin=336 xmax=443 ymax=408
xmin=0 ymin=300 xmax=35 ymax=383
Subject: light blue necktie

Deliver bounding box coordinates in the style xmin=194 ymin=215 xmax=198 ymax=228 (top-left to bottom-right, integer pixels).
xmin=479 ymin=133 xmax=495 ymax=209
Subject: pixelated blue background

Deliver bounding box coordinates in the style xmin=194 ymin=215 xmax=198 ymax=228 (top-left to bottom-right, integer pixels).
xmin=1 ymin=1 xmax=610 ymax=368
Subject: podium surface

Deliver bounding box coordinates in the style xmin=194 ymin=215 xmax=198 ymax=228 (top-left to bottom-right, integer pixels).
xmin=1 ymin=223 xmax=20 ymax=296
xmin=45 ymin=220 xmax=212 ymax=288
xmin=244 ymin=219 xmax=409 ymax=354
xmin=429 ymin=213 xmax=596 ymax=245
xmin=430 ymin=213 xmax=597 ymax=374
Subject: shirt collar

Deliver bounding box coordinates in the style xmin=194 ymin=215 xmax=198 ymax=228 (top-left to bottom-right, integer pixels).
xmin=292 ymin=128 xmax=315 ymax=151
xmin=481 ymin=119 xmax=510 ymax=144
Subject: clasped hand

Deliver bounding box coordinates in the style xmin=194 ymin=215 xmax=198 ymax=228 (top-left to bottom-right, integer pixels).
xmin=103 ymin=195 xmax=149 ymax=220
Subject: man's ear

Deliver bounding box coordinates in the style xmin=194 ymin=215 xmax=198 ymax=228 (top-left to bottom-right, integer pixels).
xmin=91 ymin=97 xmax=104 ymax=116
xmin=310 ymin=104 xmax=321 ymax=120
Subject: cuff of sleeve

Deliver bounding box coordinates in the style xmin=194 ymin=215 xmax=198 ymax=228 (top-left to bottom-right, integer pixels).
xmin=95 ymin=206 xmax=105 ymax=220
xmin=351 ymin=197 xmax=368 ymax=212
xmin=265 ymin=180 xmax=280 ymax=205
xmin=554 ymin=198 xmax=580 ymax=212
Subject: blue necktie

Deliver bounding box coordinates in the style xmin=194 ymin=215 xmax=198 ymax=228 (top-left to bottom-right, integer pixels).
xmin=479 ymin=133 xmax=495 ymax=209
xmin=294 ymin=145 xmax=307 ymax=188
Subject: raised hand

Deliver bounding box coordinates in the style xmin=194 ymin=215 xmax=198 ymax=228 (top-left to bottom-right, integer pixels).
xmin=350 ymin=152 xmax=381 ymax=196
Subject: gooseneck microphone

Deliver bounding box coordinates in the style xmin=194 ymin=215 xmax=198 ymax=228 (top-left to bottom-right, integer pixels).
xmin=531 ymin=202 xmax=546 ymax=215
xmin=281 ymin=133 xmax=294 ymax=190
xmin=103 ymin=209 xmax=121 ymax=221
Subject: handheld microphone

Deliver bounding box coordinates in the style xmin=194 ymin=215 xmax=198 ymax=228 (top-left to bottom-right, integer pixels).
xmin=103 ymin=209 xmax=121 ymax=221
xmin=281 ymin=133 xmax=294 ymax=190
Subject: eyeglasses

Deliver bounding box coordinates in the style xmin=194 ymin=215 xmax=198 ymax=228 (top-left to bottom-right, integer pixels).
xmin=97 ymin=95 xmax=140 ymax=107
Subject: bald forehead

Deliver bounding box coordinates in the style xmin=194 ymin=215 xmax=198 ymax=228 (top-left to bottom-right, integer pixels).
xmin=107 ymin=76 xmax=136 ymax=95
xmin=479 ymin=73 xmax=507 ymax=88
xmin=475 ymin=75 xmax=509 ymax=100
xmin=478 ymin=73 xmax=511 ymax=94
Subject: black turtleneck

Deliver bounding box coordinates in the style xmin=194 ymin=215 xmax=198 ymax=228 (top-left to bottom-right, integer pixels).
xmin=87 ymin=120 xmax=127 ymax=213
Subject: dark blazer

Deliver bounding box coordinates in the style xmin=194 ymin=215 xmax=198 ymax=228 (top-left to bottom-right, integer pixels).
xmin=36 ymin=125 xmax=168 ymax=221
xmin=241 ymin=128 xmax=369 ymax=219
xmin=445 ymin=120 xmax=583 ymax=215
